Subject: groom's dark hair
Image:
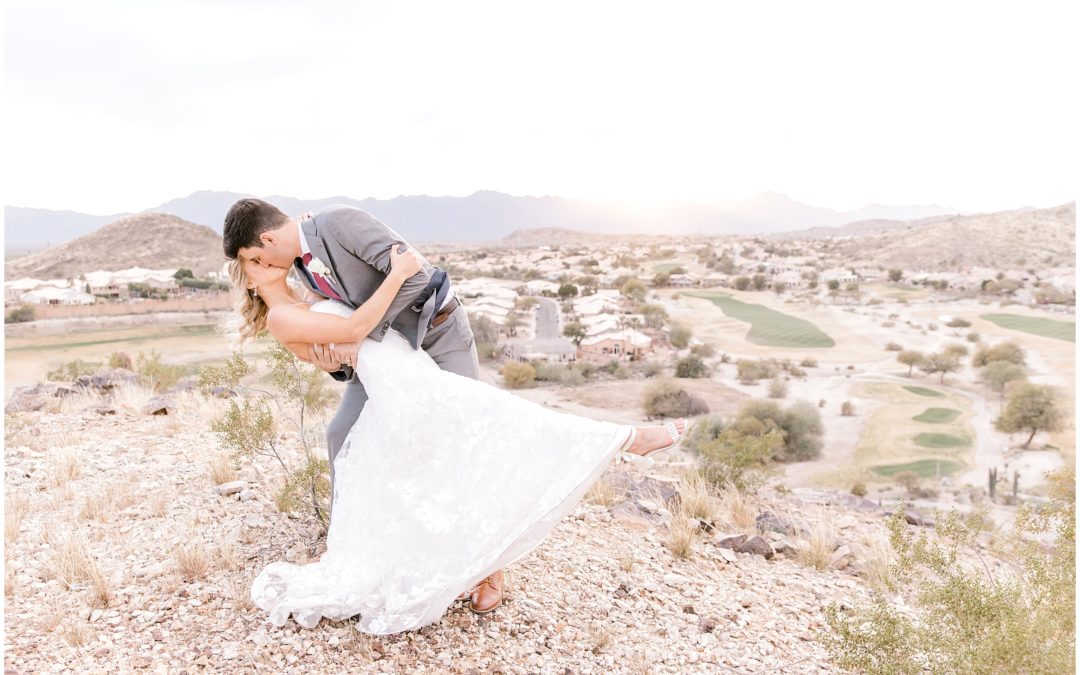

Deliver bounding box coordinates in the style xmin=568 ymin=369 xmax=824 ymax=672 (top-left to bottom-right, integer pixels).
xmin=222 ymin=198 xmax=291 ymax=259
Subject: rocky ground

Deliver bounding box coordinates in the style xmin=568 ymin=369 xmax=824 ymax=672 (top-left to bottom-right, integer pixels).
xmin=4 ymin=382 xmax=942 ymax=674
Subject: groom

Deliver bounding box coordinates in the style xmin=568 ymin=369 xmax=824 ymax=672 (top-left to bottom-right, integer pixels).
xmin=222 ymin=198 xmax=505 ymax=614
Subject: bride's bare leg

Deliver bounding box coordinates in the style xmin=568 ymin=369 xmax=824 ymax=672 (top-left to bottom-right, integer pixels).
xmin=626 ymin=419 xmax=687 ymax=455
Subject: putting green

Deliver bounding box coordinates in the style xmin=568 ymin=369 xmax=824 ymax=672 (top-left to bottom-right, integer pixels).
xmin=980 ymin=313 xmax=1075 ymax=343
xmin=685 ymin=292 xmax=835 ymax=348
xmin=872 ymin=459 xmax=964 ymax=478
xmin=914 ymin=432 xmax=969 ymax=448
xmin=913 ymin=407 xmax=961 ymax=424
xmin=903 ymin=385 xmax=946 ymax=397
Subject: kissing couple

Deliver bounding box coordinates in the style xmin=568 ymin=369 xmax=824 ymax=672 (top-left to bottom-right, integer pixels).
xmin=223 ymin=199 xmax=689 ymax=635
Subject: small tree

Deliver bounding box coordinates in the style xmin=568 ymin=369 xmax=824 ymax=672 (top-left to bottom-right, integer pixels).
xmin=500 ymin=361 xmax=536 ymax=389
xmin=827 ymin=279 xmax=840 ymax=291
xmin=620 ymin=278 xmax=646 ymax=302
xmin=840 ymin=400 xmax=855 ymax=416
xmin=562 ymin=321 xmax=586 ymax=345
xmin=919 ymin=351 xmax=961 ymax=384
xmin=697 ymin=428 xmax=782 ymax=492
xmin=897 ymin=350 xmax=925 ymax=377
xmin=652 ymin=272 xmax=670 ymax=287
xmin=751 ymin=274 xmax=767 ymax=291
xmin=173 ymin=268 xmax=195 ymax=280
xmin=767 ymin=377 xmax=788 ymax=399
xmin=888 ymin=268 xmax=903 ymax=283
xmin=972 ymin=341 xmax=1026 ymax=368
xmin=733 ymin=276 xmax=751 ymax=291
xmin=640 ymin=304 xmax=668 ymax=329
xmin=979 ymin=361 xmax=1026 ymax=403
xmin=643 ymin=379 xmax=710 ymax=417
xmin=995 ymin=383 xmax=1064 ymax=448
xmin=669 ymin=323 xmax=692 ymax=349
xmin=557 ymin=283 xmax=579 ymax=300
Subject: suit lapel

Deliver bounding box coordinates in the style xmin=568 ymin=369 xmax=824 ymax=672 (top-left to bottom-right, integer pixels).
xmin=301 ymin=217 xmax=347 ymax=301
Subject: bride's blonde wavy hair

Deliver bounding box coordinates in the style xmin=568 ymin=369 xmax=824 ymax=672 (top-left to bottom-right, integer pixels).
xmin=227 ymin=260 xmax=269 ymax=342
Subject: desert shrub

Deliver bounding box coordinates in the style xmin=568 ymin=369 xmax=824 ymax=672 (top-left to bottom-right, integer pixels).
xmin=643 ymin=379 xmax=710 ymax=418
xmin=767 ymin=377 xmax=788 ymax=399
xmin=642 ymin=361 xmax=665 ymax=378
xmin=972 ymin=341 xmax=1026 ymax=368
xmin=534 ymin=362 xmax=587 ymax=386
xmin=697 ymin=428 xmax=782 ymax=492
xmin=787 ymin=365 xmax=806 ymax=378
xmin=201 ymin=343 xmax=333 ymax=531
xmin=675 ymin=355 xmax=710 ymax=379
xmin=669 ymin=323 xmax=692 ymax=349
xmin=5 ymin=304 xmax=35 ymax=323
xmin=683 ymin=415 xmax=726 ymax=454
xmin=885 ymin=341 xmax=903 ymax=352
xmin=468 ymin=313 xmax=501 ymax=361
xmin=135 ymin=351 xmax=187 ymax=392
xmin=107 ymin=351 xmax=133 ymax=370
xmin=736 ymin=358 xmax=779 ymax=384
xmin=799 ymin=357 xmax=818 ymax=368
xmin=966 ymin=331 xmax=981 ymax=343
xmin=690 ymin=342 xmax=716 ymax=358
xmin=894 ymin=471 xmax=920 ymax=493
xmin=945 ymin=317 xmax=972 ymax=328
xmin=943 ymin=343 xmax=968 ymax=358
xmin=850 ymin=481 xmax=867 ymax=497
xmin=736 ymin=399 xmax=823 ymax=462
xmin=840 ymin=400 xmax=855 ymax=416
xmin=500 ymin=362 xmax=536 ymax=389
xmin=47 ymin=359 xmax=100 ymax=382
xmin=822 ymin=469 xmax=1075 ymax=674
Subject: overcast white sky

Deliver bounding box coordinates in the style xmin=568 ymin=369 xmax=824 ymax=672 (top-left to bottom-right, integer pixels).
xmin=4 ymin=0 xmax=1078 ymax=215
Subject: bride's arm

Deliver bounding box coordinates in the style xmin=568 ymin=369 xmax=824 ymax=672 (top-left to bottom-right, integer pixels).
xmin=267 ymin=244 xmax=423 ymax=345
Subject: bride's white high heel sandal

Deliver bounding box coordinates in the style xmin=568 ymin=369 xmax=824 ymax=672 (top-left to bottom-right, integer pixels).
xmin=620 ymin=418 xmax=691 ymax=469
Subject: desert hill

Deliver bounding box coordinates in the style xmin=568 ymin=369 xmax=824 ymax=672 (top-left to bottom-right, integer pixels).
xmin=4 ymin=213 xmax=224 ymax=279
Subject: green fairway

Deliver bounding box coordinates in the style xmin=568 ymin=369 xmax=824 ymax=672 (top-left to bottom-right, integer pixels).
xmin=685 ymin=292 xmax=835 ymax=348
xmin=914 ymin=432 xmax=969 ymax=448
xmin=913 ymin=407 xmax=961 ymax=424
xmin=980 ymin=313 xmax=1075 ymax=343
xmin=872 ymin=459 xmax=964 ymax=478
xmin=903 ymin=385 xmax=946 ymax=397
xmin=652 ymin=262 xmax=684 ymax=274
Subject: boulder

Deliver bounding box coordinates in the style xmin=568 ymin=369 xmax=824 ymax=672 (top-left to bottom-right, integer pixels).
xmin=755 ymin=511 xmax=796 ymax=535
xmin=216 ymin=481 xmax=247 ymax=496
xmin=734 ymin=535 xmax=774 ymax=560
xmin=142 ymin=396 xmax=176 ymax=416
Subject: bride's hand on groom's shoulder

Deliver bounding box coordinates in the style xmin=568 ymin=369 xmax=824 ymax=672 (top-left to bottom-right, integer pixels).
xmin=388 ymin=243 xmax=424 ymax=280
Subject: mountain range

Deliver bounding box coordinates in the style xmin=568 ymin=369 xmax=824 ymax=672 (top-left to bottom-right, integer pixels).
xmin=5 ymin=190 xmax=960 ymax=249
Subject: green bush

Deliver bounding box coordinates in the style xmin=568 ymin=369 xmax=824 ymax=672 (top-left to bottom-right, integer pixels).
xmin=5 ymin=304 xmax=35 ymax=323
xmin=534 ymin=362 xmax=587 ymax=386
xmin=675 ymin=354 xmax=710 ymax=379
xmin=669 ymin=323 xmax=692 ymax=349
xmin=107 ymin=351 xmax=133 ymax=370
xmin=136 ymin=351 xmax=188 ymax=392
xmin=736 ymin=399 xmax=824 ymax=462
xmin=822 ymin=469 xmax=1075 ymax=674
xmin=643 ymin=379 xmax=710 ymax=418
xmin=973 ymin=341 xmax=1026 ymax=368
xmin=697 ymin=428 xmax=782 ymax=492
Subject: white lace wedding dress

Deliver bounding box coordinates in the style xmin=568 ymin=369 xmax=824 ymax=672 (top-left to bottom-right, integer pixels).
xmin=251 ymin=300 xmax=633 ymax=635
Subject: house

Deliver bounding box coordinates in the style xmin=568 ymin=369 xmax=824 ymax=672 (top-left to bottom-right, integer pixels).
xmin=503 ymin=338 xmax=577 ymax=364
xmin=573 ymin=291 xmax=620 ymax=317
xmin=578 ymin=329 xmax=653 ymax=364
xmin=20 ymin=287 xmax=96 ymax=306
xmin=668 ymin=273 xmax=697 ymax=288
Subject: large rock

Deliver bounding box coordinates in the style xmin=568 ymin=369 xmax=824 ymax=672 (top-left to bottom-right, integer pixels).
xmin=5 ymin=383 xmax=75 ymax=413
xmin=216 ymin=481 xmax=247 ymax=496
xmin=755 ymin=511 xmax=797 ymax=536
xmin=829 ymin=544 xmax=854 ymax=570
xmin=142 ymin=396 xmax=176 ymax=416
xmin=74 ymin=368 xmax=142 ymax=394
xmin=735 ymin=535 xmax=774 ymax=560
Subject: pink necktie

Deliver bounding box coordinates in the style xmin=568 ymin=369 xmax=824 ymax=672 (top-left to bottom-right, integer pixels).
xmin=301 ymin=253 xmax=343 ymax=301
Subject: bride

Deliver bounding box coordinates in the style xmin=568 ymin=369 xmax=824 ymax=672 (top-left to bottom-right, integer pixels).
xmin=232 ymin=245 xmax=689 ymax=635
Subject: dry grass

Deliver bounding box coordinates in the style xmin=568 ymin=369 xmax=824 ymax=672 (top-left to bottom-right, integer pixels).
xmin=714 ymin=481 xmax=757 ymax=533
xmin=208 ymin=452 xmax=238 ymax=485
xmin=589 ymin=624 xmax=612 ymax=654
xmin=585 ymin=477 xmax=623 ymax=507
xmin=38 ymin=595 xmax=68 ymax=633
xmin=174 ymin=542 xmax=212 ymax=581
xmin=148 ymin=491 xmax=169 ymax=518
xmin=227 ymin=575 xmax=256 ymax=611
xmin=110 ymin=479 xmax=140 ymax=511
xmin=43 ymin=529 xmax=108 ymax=596
xmin=5 ymin=564 xmax=15 ymax=598
xmin=677 ymin=471 xmax=716 ymax=522
xmin=50 ymin=389 xmax=101 ymax=415
xmin=50 ymin=450 xmax=82 ymax=487
xmin=618 ymin=549 xmax=637 ymax=573
xmin=665 ymin=510 xmax=698 ymax=559
xmin=87 ymin=561 xmax=113 ymax=609
xmin=109 ymin=382 xmax=157 ymax=411
xmin=78 ymin=491 xmax=114 ymax=523
xmin=854 ymin=532 xmax=894 ymax=591
xmin=796 ymin=519 xmax=837 ymax=571
xmin=215 ymin=540 xmax=242 ymax=572
xmin=6 ymin=492 xmax=30 ymax=544
xmin=61 ymin=620 xmax=93 ymax=647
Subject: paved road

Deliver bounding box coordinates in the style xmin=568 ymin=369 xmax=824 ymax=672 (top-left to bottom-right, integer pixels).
xmin=535 ymin=298 xmax=560 ymax=339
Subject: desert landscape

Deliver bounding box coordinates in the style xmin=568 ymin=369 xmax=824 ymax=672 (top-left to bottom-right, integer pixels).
xmin=4 ymin=196 xmax=1075 ymax=672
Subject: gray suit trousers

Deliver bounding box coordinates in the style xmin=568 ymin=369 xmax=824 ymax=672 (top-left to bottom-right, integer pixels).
xmin=325 ymin=305 xmax=480 ymax=515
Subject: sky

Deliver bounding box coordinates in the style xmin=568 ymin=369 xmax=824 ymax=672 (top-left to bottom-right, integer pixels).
xmin=4 ymin=0 xmax=1078 ymax=216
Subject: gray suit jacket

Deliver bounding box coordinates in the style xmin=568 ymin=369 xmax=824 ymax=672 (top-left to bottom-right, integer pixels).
xmin=294 ymin=205 xmax=440 ymax=379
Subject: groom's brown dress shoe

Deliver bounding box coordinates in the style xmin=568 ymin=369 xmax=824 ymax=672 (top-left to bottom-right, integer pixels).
xmin=468 ymin=570 xmax=505 ymax=615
